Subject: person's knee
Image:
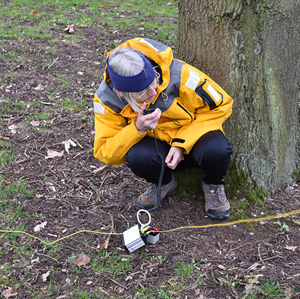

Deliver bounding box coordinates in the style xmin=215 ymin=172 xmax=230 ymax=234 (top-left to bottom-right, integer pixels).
xmin=208 ymin=133 xmax=232 ymax=164
xmin=193 ymin=130 xmax=232 ymax=165
xmin=126 ymin=148 xmax=148 ymax=165
xmin=125 ymin=142 xmax=156 ymax=170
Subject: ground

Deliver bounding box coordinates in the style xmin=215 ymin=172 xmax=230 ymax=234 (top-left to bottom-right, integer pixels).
xmin=1 ymin=2 xmax=300 ymax=298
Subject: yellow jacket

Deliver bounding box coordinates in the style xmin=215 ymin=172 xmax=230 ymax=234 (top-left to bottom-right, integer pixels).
xmin=94 ymin=38 xmax=233 ymax=165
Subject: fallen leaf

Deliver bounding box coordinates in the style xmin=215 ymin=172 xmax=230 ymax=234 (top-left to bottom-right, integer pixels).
xmin=33 ymin=83 xmax=44 ymax=91
xmin=77 ymin=123 xmax=86 ymax=130
xmin=64 ymin=24 xmax=75 ymax=34
xmin=8 ymin=124 xmax=18 ymax=134
xmin=72 ymin=254 xmax=90 ymax=266
xmin=46 ymin=149 xmax=64 ymax=159
xmin=97 ymin=238 xmax=109 ymax=251
xmin=2 ymin=287 xmax=18 ymax=299
xmin=285 ymin=245 xmax=297 ymax=251
xmin=42 ymin=270 xmax=51 ymax=282
xmin=62 ymin=139 xmax=77 ymax=154
xmin=248 ymin=278 xmax=260 ymax=284
xmin=30 ymin=120 xmax=40 ymax=127
xmin=31 ymin=257 xmax=40 ymax=264
xmin=31 ymin=10 xmax=40 ymax=16
xmin=4 ymin=178 xmax=12 ymax=186
xmin=34 ymin=221 xmax=47 ymax=232
xmin=218 ymin=265 xmax=227 ymax=270
xmin=46 ymin=182 xmax=56 ymax=192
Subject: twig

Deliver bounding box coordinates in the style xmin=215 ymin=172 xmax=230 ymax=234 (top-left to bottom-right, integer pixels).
xmin=99 ymin=174 xmax=109 ymax=191
xmin=93 ymin=165 xmax=108 ymax=174
xmin=257 ymin=243 xmax=264 ymax=263
xmin=43 ymin=57 xmax=59 ymax=70
xmin=30 ymin=150 xmax=45 ymax=157
xmin=98 ymin=286 xmax=110 ymax=296
xmin=37 ymin=253 xmax=60 ymax=264
xmin=106 ymin=214 xmax=114 ymax=243
xmin=227 ymin=242 xmax=251 ymax=254
xmin=107 ymin=276 xmax=129 ymax=290
xmin=262 ymin=255 xmax=284 ymax=262
xmin=94 ymin=271 xmax=129 ymax=289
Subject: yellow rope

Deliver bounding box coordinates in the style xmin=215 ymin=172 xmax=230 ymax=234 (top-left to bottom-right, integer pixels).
xmin=1 ymin=209 xmax=299 ymax=246
xmin=159 ymin=209 xmax=300 ymax=233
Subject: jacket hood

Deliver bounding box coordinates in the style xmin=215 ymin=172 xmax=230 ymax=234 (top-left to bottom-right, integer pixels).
xmin=103 ymin=38 xmax=174 ymax=92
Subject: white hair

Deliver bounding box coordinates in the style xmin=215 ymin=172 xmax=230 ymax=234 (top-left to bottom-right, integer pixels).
xmin=108 ymin=47 xmax=144 ymax=112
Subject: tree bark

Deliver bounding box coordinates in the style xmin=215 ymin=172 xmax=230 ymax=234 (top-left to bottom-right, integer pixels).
xmin=178 ymin=0 xmax=300 ymax=191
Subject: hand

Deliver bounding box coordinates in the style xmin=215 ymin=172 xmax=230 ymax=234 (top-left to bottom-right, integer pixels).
xmin=135 ymin=102 xmax=161 ymax=134
xmin=165 ymin=146 xmax=184 ymax=170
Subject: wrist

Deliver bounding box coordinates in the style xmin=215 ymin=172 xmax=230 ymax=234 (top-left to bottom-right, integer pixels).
xmin=135 ymin=122 xmax=146 ymax=135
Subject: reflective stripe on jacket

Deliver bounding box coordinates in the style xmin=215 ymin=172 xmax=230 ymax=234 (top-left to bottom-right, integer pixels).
xmin=94 ymin=38 xmax=233 ymax=165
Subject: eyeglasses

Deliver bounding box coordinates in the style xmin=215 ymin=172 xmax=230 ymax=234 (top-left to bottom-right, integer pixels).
xmin=133 ymin=71 xmax=160 ymax=99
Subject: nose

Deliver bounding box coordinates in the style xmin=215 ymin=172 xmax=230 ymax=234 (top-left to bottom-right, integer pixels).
xmin=149 ymin=81 xmax=158 ymax=96
xmin=148 ymin=86 xmax=157 ymax=97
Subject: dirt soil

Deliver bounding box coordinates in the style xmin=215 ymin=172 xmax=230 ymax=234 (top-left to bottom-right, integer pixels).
xmin=1 ymin=8 xmax=300 ymax=299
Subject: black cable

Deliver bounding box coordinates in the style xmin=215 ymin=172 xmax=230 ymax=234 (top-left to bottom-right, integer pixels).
xmin=152 ymin=130 xmax=165 ymax=225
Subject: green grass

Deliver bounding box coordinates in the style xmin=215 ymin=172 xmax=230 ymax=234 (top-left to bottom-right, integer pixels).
xmin=176 ymin=259 xmax=195 ymax=280
xmin=244 ymin=279 xmax=290 ymax=298
xmin=0 ymin=140 xmax=15 ymax=164
xmin=0 ymin=0 xmax=293 ymax=298
xmin=0 ymin=177 xmax=35 ymax=228
xmin=0 ymin=0 xmax=177 ymax=44
xmin=90 ymin=251 xmax=132 ymax=279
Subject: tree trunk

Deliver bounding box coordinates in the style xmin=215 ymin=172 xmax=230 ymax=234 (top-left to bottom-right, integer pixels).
xmin=178 ymin=0 xmax=300 ymax=191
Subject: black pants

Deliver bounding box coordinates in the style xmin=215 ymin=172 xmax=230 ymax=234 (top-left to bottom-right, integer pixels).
xmin=125 ymin=130 xmax=233 ymax=185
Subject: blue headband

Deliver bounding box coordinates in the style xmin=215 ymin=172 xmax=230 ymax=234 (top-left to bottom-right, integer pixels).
xmin=106 ymin=54 xmax=155 ymax=92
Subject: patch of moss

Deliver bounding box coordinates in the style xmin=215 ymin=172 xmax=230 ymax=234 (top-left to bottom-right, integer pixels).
xmin=225 ymin=160 xmax=269 ymax=219
xmin=175 ymin=159 xmax=269 ymax=220
xmin=174 ymin=168 xmax=202 ymax=196
xmin=292 ymin=170 xmax=300 ymax=182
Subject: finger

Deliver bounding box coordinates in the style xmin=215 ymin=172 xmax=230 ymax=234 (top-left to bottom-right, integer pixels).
xmin=168 ymin=158 xmax=179 ymax=169
xmin=165 ymin=154 xmax=171 ymax=164
xmin=166 ymin=161 xmax=176 ymax=170
xmin=140 ymin=102 xmax=147 ymax=114
xmin=165 ymin=149 xmax=174 ymax=164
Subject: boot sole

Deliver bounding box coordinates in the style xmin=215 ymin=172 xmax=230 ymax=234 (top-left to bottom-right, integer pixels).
xmin=206 ymin=209 xmax=230 ymax=220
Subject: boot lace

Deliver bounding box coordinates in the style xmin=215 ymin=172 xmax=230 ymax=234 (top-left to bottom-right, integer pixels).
xmin=209 ymin=185 xmax=226 ymax=207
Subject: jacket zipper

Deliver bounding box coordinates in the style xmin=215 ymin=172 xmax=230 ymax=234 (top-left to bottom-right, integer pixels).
xmin=176 ymin=102 xmax=193 ymax=122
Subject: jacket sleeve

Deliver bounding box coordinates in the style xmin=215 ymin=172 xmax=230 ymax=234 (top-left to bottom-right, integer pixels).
xmin=93 ymin=94 xmax=145 ymax=165
xmin=171 ymin=64 xmax=233 ymax=154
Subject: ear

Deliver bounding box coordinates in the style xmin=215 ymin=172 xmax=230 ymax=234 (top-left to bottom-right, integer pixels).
xmin=115 ymin=89 xmax=124 ymax=98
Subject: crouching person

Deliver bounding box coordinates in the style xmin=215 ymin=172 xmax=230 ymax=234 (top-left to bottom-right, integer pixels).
xmin=93 ymin=38 xmax=233 ymax=220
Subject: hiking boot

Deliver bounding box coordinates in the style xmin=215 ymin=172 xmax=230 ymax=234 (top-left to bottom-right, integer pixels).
xmin=134 ymin=174 xmax=177 ymax=211
xmin=201 ymin=180 xmax=230 ymax=220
